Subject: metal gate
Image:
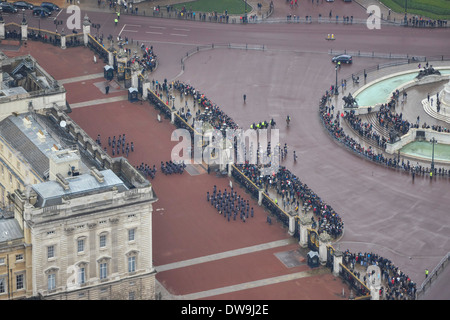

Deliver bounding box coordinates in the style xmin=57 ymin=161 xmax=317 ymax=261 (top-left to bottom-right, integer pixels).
xmin=326 ymin=245 xmax=335 ymax=269
xmin=307 ymin=228 xmax=319 ymax=252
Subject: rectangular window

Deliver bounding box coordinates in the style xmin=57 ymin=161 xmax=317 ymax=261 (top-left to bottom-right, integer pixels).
xmin=0 ymin=257 xmax=5 ymax=265
xmin=48 ymin=274 xmax=55 ymax=291
xmin=0 ymin=278 xmax=5 ymax=293
xmin=15 ymin=254 xmax=23 ymax=262
xmin=128 ymin=256 xmax=136 ymax=273
xmin=77 ymin=239 xmax=84 ymax=253
xmin=128 ymin=229 xmax=135 ymax=242
xmin=99 ymin=235 xmax=106 ymax=248
xmin=129 ymin=291 xmax=135 ymax=300
xmin=78 ymin=267 xmax=85 ymax=284
xmin=100 ymin=263 xmax=107 ymax=280
xmin=47 ymin=245 xmax=54 ymax=259
xmin=16 ymin=274 xmax=24 ymax=290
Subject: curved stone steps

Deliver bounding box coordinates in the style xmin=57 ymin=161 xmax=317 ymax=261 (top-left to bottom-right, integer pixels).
xmin=422 ymin=98 xmax=450 ymax=124
xmin=364 ymin=112 xmax=391 ymax=138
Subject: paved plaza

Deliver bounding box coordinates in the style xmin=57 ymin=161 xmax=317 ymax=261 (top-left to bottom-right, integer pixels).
xmin=2 ymin=0 xmax=450 ymax=300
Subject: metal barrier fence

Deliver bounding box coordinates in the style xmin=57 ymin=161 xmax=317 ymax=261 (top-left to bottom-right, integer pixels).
xmin=118 ymin=5 xmax=446 ymax=28
xmin=120 ymin=5 xmax=274 ymax=24
xmin=88 ymin=34 xmax=110 ymax=63
xmin=181 ymin=43 xmax=266 ymax=71
xmin=4 ymin=23 xmax=84 ymax=47
xmin=339 ymin=263 xmax=371 ymax=299
xmin=416 ymin=252 xmax=450 ymax=299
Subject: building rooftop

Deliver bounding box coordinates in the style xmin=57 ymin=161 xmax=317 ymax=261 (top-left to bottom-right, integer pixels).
xmin=0 ymin=216 xmax=23 ymax=243
xmin=0 ymin=113 xmax=96 ymax=181
xmin=31 ymin=169 xmax=128 ymax=207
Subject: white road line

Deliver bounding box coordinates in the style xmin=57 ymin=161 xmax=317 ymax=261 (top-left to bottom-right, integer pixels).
xmin=173 ymin=28 xmax=190 ymax=31
xmin=126 ymin=24 xmax=141 ymax=27
xmin=118 ymin=24 xmax=126 ymax=36
xmin=123 ymin=30 xmax=138 ymax=32
xmin=146 ymin=31 xmax=163 ymax=35
xmin=149 ymin=26 xmax=166 ymax=29
xmin=54 ymin=9 xmax=62 ymax=19
xmin=170 ymin=33 xmax=187 ymax=37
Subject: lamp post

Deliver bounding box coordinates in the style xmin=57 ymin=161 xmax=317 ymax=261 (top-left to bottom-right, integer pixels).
xmin=430 ymin=137 xmax=437 ymax=173
xmin=335 ymin=63 xmax=339 ymax=95
xmin=244 ymin=0 xmax=248 ymax=23
xmin=404 ymin=0 xmax=408 ymax=25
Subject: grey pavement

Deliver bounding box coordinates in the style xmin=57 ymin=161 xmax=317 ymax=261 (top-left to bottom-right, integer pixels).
xmin=69 ymin=94 xmax=128 ymax=108
xmin=153 ymin=237 xmax=335 ymax=300
xmin=59 ymin=72 xmax=105 ymax=85
xmin=155 ymin=238 xmax=295 ymax=272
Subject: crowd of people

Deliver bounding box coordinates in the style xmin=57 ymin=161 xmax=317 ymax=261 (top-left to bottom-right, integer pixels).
xmin=343 ymin=250 xmax=417 ymax=300
xmin=344 ymin=110 xmax=387 ymax=149
xmin=152 ymin=78 xmax=432 ymax=299
xmin=137 ymin=163 xmax=157 ymax=179
xmin=320 ymin=91 xmax=450 ymax=176
xmin=95 ymin=133 xmax=135 ymax=158
xmin=376 ymin=99 xmax=411 ymax=138
xmin=161 ymin=161 xmax=186 ymax=175
xmin=207 ymin=185 xmax=254 ymax=223
xmin=166 ymin=79 xmax=344 ymax=238
xmin=172 ymin=80 xmax=240 ymax=131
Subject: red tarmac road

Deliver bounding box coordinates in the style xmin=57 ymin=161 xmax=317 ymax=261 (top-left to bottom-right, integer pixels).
xmin=3 ymin=0 xmax=449 ymax=299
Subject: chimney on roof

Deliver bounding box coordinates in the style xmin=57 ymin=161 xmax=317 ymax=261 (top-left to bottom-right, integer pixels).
xmin=37 ymin=129 xmax=46 ymax=142
xmin=55 ymin=173 xmax=70 ymax=191
xmin=49 ymin=148 xmax=81 ymax=180
xmin=90 ymin=168 xmax=104 ymax=184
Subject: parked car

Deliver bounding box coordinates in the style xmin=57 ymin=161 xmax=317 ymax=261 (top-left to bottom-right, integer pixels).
xmin=40 ymin=2 xmax=59 ymax=12
xmin=32 ymin=6 xmax=51 ymax=17
xmin=13 ymin=1 xmax=34 ymax=10
xmin=332 ymin=54 xmax=353 ymax=64
xmin=0 ymin=2 xmax=18 ymax=13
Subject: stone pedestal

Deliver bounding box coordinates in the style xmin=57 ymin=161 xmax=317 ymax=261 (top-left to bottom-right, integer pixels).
xmin=0 ymin=22 xmax=5 ymax=40
xmin=21 ymin=23 xmax=28 ymax=41
xmin=367 ymin=265 xmax=382 ymax=300
xmin=82 ymin=15 xmax=91 ymax=46
xmin=298 ymin=214 xmax=313 ymax=248
xmin=440 ymin=80 xmax=450 ymax=107
xmin=61 ymin=34 xmax=66 ymax=49
xmin=288 ymin=211 xmax=296 ymax=236
xmin=318 ymin=232 xmax=331 ymax=265
xmin=333 ymin=250 xmax=343 ymax=277
xmin=131 ymin=70 xmax=139 ymax=89
xmin=142 ymin=82 xmax=150 ymax=100
xmin=258 ymin=188 xmax=264 ymax=206
xmin=108 ymin=49 xmax=115 ymax=67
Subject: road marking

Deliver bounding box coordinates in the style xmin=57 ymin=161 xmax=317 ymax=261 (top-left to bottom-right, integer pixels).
xmin=54 ymin=9 xmax=62 ymax=19
xmin=170 ymin=33 xmax=187 ymax=37
xmin=126 ymin=24 xmax=141 ymax=27
xmin=173 ymin=28 xmax=190 ymax=31
xmin=118 ymin=24 xmax=126 ymax=36
xmin=146 ymin=31 xmax=163 ymax=35
xmin=123 ymin=30 xmax=138 ymax=32
xmin=149 ymin=26 xmax=166 ymax=29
